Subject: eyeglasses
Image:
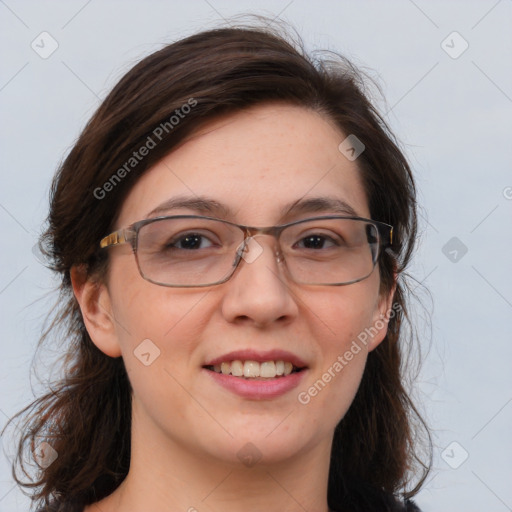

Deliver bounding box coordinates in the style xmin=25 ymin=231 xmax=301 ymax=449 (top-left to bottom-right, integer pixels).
xmin=99 ymin=215 xmax=393 ymax=287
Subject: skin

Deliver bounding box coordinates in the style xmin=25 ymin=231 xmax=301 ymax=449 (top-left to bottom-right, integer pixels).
xmin=73 ymin=104 xmax=394 ymax=512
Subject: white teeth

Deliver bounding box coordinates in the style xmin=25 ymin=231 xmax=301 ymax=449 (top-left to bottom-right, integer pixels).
xmin=243 ymin=361 xmax=259 ymax=377
xmin=231 ymin=360 xmax=243 ymax=377
xmin=210 ymin=360 xmax=299 ymax=378
xmin=260 ymin=361 xmax=276 ymax=378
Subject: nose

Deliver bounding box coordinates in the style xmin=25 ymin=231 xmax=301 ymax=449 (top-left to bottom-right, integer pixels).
xmin=220 ymin=236 xmax=299 ymax=327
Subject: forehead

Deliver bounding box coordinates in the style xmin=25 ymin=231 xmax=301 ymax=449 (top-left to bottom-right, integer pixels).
xmin=116 ymin=103 xmax=370 ymax=227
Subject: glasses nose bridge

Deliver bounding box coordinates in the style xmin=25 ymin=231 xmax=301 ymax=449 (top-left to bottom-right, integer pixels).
xmin=240 ymin=225 xmax=284 ymax=262
xmin=243 ymin=224 xmax=281 ymax=237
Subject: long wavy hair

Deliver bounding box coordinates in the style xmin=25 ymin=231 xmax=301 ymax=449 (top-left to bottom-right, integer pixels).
xmin=4 ymin=19 xmax=431 ymax=512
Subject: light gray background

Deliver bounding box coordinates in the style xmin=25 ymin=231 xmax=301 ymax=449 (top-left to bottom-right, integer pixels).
xmin=1 ymin=1 xmax=511 ymax=511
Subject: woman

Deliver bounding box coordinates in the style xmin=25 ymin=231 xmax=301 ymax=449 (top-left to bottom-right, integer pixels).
xmin=8 ymin=20 xmax=430 ymax=512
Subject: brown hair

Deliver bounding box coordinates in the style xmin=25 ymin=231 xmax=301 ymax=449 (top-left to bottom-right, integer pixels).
xmin=5 ymin=19 xmax=431 ymax=512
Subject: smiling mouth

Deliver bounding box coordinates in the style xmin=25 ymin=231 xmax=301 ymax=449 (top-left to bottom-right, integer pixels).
xmin=203 ymin=360 xmax=306 ymax=379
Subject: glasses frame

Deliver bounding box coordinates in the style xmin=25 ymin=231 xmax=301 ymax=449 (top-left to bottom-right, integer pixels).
xmin=99 ymin=214 xmax=393 ymax=287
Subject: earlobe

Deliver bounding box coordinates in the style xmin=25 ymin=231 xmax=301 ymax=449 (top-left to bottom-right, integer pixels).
xmin=70 ymin=266 xmax=122 ymax=358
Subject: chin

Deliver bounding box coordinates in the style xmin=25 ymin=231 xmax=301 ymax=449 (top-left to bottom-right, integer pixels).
xmin=222 ymin=427 xmax=317 ymax=466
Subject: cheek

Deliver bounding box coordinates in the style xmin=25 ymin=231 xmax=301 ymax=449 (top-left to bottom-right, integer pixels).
xmin=106 ymin=264 xmax=212 ymax=396
xmin=108 ymin=282 xmax=216 ymax=431
xmin=296 ymin=283 xmax=379 ymax=420
xmin=309 ymin=279 xmax=379 ymax=348
xmin=108 ymin=250 xmax=211 ymax=343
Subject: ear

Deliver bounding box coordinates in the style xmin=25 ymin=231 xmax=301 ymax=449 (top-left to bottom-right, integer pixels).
xmin=70 ymin=265 xmax=122 ymax=358
xmin=367 ymin=279 xmax=397 ymax=352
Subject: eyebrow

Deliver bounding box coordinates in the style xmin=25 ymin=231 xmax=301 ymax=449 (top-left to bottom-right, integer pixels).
xmin=147 ymin=196 xmax=232 ymax=218
xmin=284 ymin=196 xmax=359 ymax=218
xmin=146 ymin=195 xmax=360 ymax=222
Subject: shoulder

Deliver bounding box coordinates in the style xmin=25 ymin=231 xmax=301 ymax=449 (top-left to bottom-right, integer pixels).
xmin=404 ymin=499 xmax=421 ymax=511
xmin=384 ymin=495 xmax=422 ymax=512
xmin=330 ymin=486 xmax=422 ymax=512
xmin=331 ymin=500 xmax=421 ymax=512
xmin=383 ymin=495 xmax=422 ymax=512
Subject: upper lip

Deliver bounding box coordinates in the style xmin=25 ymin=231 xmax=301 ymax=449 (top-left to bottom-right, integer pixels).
xmin=203 ymin=349 xmax=308 ymax=369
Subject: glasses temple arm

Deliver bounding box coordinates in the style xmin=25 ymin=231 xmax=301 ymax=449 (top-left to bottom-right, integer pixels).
xmin=100 ymin=229 xmax=128 ymax=249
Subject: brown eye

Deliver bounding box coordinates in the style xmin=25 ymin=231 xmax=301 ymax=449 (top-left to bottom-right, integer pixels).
xmin=298 ymin=235 xmax=335 ymax=249
xmin=169 ymin=233 xmax=212 ymax=250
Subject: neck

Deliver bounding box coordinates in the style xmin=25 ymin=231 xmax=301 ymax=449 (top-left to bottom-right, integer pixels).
xmin=92 ymin=407 xmax=333 ymax=512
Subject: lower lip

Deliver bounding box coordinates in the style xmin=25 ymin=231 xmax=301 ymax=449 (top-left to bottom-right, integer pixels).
xmin=203 ymin=368 xmax=307 ymax=400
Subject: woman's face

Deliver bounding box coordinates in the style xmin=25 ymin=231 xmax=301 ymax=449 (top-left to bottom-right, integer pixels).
xmin=91 ymin=104 xmax=392 ymax=467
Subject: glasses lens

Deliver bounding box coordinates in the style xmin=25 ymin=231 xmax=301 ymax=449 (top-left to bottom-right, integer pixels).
xmin=133 ymin=216 xmax=384 ymax=287
xmin=281 ymin=218 xmax=380 ymax=285
xmin=136 ymin=217 xmax=243 ymax=286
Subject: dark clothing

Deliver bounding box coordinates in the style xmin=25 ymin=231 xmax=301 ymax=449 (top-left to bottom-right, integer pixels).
xmin=38 ymin=497 xmax=421 ymax=512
